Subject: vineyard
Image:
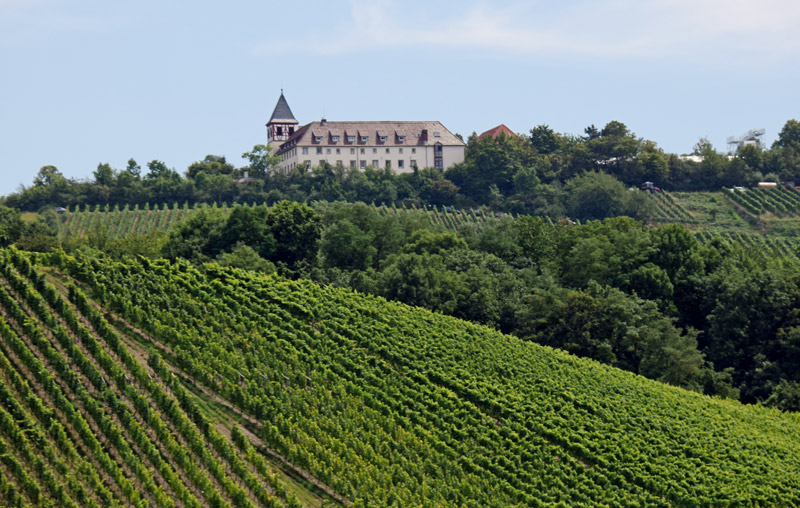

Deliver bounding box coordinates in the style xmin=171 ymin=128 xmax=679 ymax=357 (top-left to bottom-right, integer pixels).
xmin=1 ymin=249 xmax=800 ymax=506
xmin=647 ymin=192 xmax=697 ymax=224
xmin=55 ymin=202 xmax=503 ymax=239
xmin=723 ymin=186 xmax=800 ymax=218
xmin=694 ymin=230 xmax=800 ymax=259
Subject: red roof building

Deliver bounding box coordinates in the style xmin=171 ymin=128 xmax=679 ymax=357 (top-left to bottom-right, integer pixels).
xmin=478 ymin=124 xmax=516 ymax=140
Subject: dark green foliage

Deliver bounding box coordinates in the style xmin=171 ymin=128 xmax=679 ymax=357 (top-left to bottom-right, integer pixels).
xmin=264 ymin=201 xmax=321 ymax=270
xmin=0 ymin=206 xmax=24 ymax=247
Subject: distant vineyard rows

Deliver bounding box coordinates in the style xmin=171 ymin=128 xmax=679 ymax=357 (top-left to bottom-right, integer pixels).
xmin=723 ymin=186 xmax=800 ymax=217
xmin=56 ymin=202 xmax=508 ymax=239
xmin=648 ymin=192 xmax=696 ymax=224
xmin=694 ymin=230 xmax=799 ymax=259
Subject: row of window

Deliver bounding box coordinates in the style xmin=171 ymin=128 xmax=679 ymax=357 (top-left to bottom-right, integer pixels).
xmin=303 ymin=146 xmax=420 ymax=156
xmin=312 ymin=133 xmax=437 ymax=144
xmin=302 ymin=160 xmax=416 ymax=170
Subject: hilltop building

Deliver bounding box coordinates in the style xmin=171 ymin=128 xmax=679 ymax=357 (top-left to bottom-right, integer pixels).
xmin=478 ymin=124 xmax=515 ymax=140
xmin=266 ymin=93 xmax=465 ymax=173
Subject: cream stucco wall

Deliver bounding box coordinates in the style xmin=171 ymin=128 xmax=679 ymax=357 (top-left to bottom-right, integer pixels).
xmin=278 ymin=143 xmax=464 ymax=173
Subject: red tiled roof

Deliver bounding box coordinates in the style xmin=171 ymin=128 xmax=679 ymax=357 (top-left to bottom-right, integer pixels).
xmin=478 ymin=124 xmax=516 ymax=140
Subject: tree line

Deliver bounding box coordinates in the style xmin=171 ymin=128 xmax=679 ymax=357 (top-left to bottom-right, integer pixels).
xmin=4 ymin=119 xmax=800 ymax=219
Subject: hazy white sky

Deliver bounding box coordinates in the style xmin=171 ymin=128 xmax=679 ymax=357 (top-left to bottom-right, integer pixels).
xmin=1 ymin=0 xmax=798 ymax=196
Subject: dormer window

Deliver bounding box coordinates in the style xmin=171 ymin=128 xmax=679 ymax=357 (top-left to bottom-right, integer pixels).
xmin=360 ymin=135 xmax=368 ymax=143
xmin=331 ymin=135 xmax=340 ymax=143
xmin=347 ymin=135 xmax=355 ymax=143
xmin=379 ymin=136 xmax=387 ymax=143
xmin=397 ymin=135 xmax=406 ymax=143
xmin=313 ymin=135 xmax=322 ymax=143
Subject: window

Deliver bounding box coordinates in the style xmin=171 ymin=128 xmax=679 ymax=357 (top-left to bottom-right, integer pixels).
xmin=399 ymin=148 xmax=403 ymax=154
xmin=327 ymin=148 xmax=332 ymax=154
xmin=350 ymin=160 xmax=356 ymax=168
xmin=385 ymin=148 xmax=390 ymax=154
xmin=277 ymin=126 xmax=283 ymax=136
xmin=373 ymin=148 xmax=377 ymax=154
xmin=435 ymin=158 xmax=443 ymax=169
xmin=336 ymin=148 xmax=341 ymax=154
xmin=379 ymin=136 xmax=387 ymax=143
xmin=360 ymin=135 xmax=369 ymax=143
xmin=313 ymin=135 xmax=322 ymax=143
xmin=302 ymin=147 xmax=309 ymax=155
xmin=434 ymin=132 xmax=441 ymax=137
xmin=304 ymin=160 xmax=311 ymax=167
xmin=289 ymin=127 xmax=294 ymax=135
xmin=350 ymin=148 xmax=355 ymax=154
xmin=385 ymin=160 xmax=391 ymax=169
xmin=360 ymin=148 xmax=365 ymax=154
xmin=412 ymin=148 xmax=416 ymax=154
xmin=347 ymin=136 xmax=355 ymax=143
xmin=316 ymin=147 xmax=323 ymax=154
xmin=398 ymin=160 xmax=404 ymax=169
xmin=360 ymin=160 xmax=366 ymax=168
xmin=336 ymin=160 xmax=343 ymax=166
xmin=331 ymin=135 xmax=340 ymax=143
xmin=372 ymin=160 xmax=379 ymax=167
xmin=410 ymin=159 xmax=417 ymax=167
xmin=397 ymin=135 xmax=405 ymax=142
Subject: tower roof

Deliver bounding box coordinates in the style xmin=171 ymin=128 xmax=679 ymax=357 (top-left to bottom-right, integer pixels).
xmin=267 ymin=92 xmax=298 ymax=124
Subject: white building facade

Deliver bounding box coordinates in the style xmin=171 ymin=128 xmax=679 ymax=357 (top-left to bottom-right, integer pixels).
xmin=266 ymin=95 xmax=465 ymax=173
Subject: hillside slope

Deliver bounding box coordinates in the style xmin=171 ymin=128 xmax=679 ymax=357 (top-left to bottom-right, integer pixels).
xmin=1 ymin=248 xmax=800 ymax=506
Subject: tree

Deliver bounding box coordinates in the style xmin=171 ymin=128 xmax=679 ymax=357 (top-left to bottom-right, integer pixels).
xmin=215 ymin=243 xmax=276 ymax=274
xmin=16 ymin=220 xmax=58 ymax=252
xmin=515 ymin=282 xmax=704 ymax=389
xmin=125 ymin=158 xmax=142 ymax=179
xmin=0 ymin=206 xmax=24 ymax=247
xmin=145 ymin=160 xmax=178 ymax=180
xmin=162 ymin=207 xmax=227 ymax=261
xmin=446 ymin=131 xmax=538 ymax=203
xmin=33 ymin=165 xmax=65 ymax=187
xmin=186 ymin=155 xmax=235 ymax=179
xmin=529 ymin=125 xmax=560 ymax=155
xmin=221 ymin=205 xmax=273 ymax=256
xmin=93 ymin=162 xmax=116 ymax=187
xmin=563 ymin=171 xmax=644 ymax=221
xmin=241 ymin=144 xmax=281 ymax=178
xmin=320 ymin=219 xmax=377 ymax=271
xmin=264 ymin=201 xmax=322 ymax=270
xmin=774 ymin=119 xmax=800 ymax=150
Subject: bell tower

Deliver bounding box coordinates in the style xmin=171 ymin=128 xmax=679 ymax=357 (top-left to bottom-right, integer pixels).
xmin=266 ymin=90 xmax=298 ymax=148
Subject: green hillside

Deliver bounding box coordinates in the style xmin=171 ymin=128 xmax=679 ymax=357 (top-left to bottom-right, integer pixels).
xmin=1 ymin=248 xmax=800 ymax=506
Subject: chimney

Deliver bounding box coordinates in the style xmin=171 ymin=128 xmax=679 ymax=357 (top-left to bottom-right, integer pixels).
xmin=321 ymin=118 xmax=327 ymax=126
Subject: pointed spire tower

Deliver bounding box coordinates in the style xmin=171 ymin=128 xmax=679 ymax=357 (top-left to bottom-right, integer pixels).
xmin=266 ymin=90 xmax=298 ymax=148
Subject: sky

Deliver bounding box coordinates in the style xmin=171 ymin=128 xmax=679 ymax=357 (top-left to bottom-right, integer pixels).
xmin=1 ymin=0 xmax=799 ymax=197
